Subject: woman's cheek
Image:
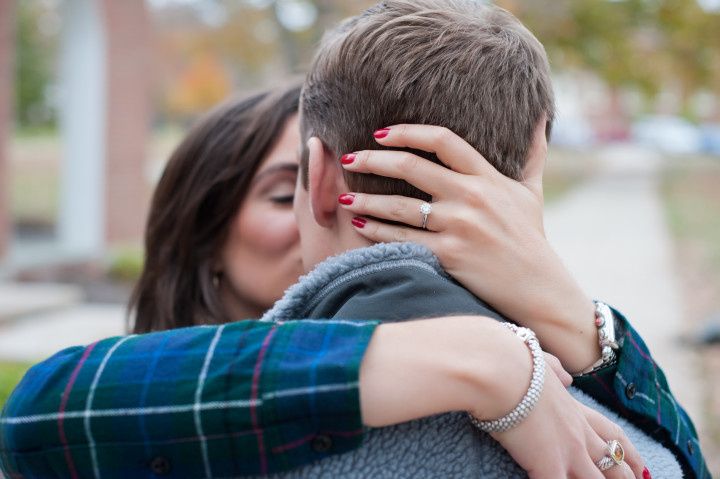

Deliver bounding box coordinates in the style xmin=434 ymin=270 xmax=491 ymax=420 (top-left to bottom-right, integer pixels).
xmin=250 ymin=207 xmax=299 ymax=254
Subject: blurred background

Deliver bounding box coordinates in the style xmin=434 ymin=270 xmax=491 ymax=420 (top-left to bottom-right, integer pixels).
xmin=0 ymin=0 xmax=719 ymax=474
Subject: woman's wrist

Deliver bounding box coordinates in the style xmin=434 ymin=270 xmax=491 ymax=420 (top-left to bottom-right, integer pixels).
xmin=530 ymin=286 xmax=601 ymax=374
xmin=468 ymin=324 xmax=545 ymax=432
xmin=463 ymin=320 xmax=535 ymax=421
xmin=359 ymin=316 xmax=532 ymax=427
xmin=499 ymin=246 xmax=602 ymax=374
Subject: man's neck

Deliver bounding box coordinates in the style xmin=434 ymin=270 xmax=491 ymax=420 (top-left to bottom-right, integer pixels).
xmin=334 ymin=208 xmax=375 ymax=255
xmin=304 ymin=209 xmax=374 ymax=273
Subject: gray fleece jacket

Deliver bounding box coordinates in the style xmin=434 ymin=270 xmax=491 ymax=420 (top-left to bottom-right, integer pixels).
xmin=261 ymin=242 xmax=682 ymax=478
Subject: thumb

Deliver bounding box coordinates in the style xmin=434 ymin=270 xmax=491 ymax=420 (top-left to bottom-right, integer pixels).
xmin=544 ymin=352 xmax=573 ymax=387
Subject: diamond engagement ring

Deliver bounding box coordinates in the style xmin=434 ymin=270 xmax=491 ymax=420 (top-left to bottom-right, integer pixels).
xmin=419 ymin=202 xmax=432 ymax=230
xmin=595 ymin=440 xmax=625 ymax=471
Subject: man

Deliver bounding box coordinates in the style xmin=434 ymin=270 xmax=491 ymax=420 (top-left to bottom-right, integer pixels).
xmin=257 ymin=1 xmax=679 ymax=477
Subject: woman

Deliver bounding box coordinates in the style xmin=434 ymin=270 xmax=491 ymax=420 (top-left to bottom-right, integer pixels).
xmin=0 ymin=84 xmax=705 ymax=478
xmin=130 ymin=84 xmax=303 ymax=330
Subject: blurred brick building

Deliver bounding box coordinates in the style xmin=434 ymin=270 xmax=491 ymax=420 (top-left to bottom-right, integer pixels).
xmin=0 ymin=0 xmax=152 ymax=266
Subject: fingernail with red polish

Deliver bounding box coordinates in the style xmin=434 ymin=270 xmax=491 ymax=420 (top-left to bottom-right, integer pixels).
xmin=351 ymin=217 xmax=367 ymax=228
xmin=373 ymin=128 xmax=391 ymax=139
xmin=643 ymin=467 xmax=652 ymax=479
xmin=340 ymin=153 xmax=356 ymax=165
xmin=338 ymin=194 xmax=355 ymax=205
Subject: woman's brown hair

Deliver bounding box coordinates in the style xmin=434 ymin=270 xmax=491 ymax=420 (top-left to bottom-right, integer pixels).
xmin=130 ymin=83 xmax=301 ymax=333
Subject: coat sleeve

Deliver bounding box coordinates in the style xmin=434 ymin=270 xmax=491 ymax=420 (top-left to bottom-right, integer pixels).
xmin=0 ymin=318 xmax=379 ymax=478
xmin=573 ymin=306 xmax=710 ymax=479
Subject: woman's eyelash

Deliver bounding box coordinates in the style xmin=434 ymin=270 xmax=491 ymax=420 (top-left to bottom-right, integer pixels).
xmin=270 ymin=195 xmax=294 ymax=204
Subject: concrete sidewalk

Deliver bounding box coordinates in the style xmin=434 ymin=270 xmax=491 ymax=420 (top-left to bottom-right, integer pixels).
xmin=0 ymin=303 xmax=126 ymax=362
xmin=544 ymin=144 xmax=702 ymax=425
xmin=0 ymin=282 xmax=83 ymax=322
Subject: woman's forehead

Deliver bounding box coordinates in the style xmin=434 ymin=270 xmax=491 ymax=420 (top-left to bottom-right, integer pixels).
xmin=261 ymin=115 xmax=301 ymax=169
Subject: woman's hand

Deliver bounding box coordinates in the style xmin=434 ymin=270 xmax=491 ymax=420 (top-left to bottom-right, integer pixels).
xmin=492 ymin=365 xmax=646 ymax=479
xmin=361 ymin=316 xmax=645 ymax=479
xmin=339 ymin=124 xmax=600 ymax=374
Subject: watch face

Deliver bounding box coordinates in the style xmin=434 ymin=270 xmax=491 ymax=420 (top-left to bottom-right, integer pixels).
xmin=595 ymin=301 xmax=618 ymax=348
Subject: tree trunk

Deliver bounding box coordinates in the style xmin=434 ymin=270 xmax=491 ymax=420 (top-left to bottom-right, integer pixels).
xmin=0 ymin=0 xmax=15 ymax=260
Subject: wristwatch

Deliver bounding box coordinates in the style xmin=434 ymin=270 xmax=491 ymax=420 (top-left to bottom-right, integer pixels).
xmin=577 ymin=301 xmax=620 ymax=375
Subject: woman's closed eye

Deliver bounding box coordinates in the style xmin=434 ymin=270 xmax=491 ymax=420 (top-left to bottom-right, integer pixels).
xmin=270 ymin=194 xmax=294 ymax=205
xmin=262 ymin=176 xmax=296 ymax=208
xmin=251 ymin=161 xmax=299 ymax=208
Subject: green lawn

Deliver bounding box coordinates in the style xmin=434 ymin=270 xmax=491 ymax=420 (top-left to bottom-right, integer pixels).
xmin=662 ymin=158 xmax=720 ymax=269
xmin=10 ymin=132 xmax=60 ymax=225
xmin=9 ymin=127 xmax=183 ymax=229
xmin=0 ymin=362 xmax=32 ymax=409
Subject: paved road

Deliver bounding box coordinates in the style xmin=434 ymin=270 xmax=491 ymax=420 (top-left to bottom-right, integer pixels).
xmin=544 ymin=143 xmax=703 ymax=426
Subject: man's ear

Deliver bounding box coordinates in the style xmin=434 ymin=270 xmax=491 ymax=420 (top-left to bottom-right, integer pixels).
xmin=521 ymin=116 xmax=548 ymax=201
xmin=307 ymin=137 xmax=340 ymax=228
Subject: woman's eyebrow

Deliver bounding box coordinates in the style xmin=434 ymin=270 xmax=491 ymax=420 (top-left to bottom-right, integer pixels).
xmin=252 ymin=162 xmax=299 ymax=183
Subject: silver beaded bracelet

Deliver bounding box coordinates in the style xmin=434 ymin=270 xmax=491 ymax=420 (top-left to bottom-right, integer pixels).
xmin=467 ymin=323 xmax=545 ymax=433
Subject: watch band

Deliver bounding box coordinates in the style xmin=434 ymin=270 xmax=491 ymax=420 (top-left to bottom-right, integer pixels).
xmin=577 ymin=301 xmax=620 ymax=375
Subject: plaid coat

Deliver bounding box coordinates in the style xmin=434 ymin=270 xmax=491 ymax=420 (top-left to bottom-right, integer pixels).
xmin=0 ymin=311 xmax=709 ymax=477
xmin=0 ymin=320 xmax=378 ymax=478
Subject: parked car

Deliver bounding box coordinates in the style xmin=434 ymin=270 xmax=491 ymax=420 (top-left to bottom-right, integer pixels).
xmin=550 ymin=114 xmax=595 ymax=148
xmin=632 ymin=115 xmax=703 ymax=154
xmin=700 ymin=124 xmax=720 ymax=156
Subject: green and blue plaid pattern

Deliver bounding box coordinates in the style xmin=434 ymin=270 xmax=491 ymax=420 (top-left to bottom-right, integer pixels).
xmin=0 ymin=308 xmax=709 ymax=478
xmin=574 ymin=307 xmax=710 ymax=478
xmin=0 ymin=319 xmax=378 ymax=478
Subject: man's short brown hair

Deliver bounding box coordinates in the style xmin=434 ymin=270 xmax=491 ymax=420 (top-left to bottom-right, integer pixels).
xmin=300 ymin=0 xmax=555 ymax=200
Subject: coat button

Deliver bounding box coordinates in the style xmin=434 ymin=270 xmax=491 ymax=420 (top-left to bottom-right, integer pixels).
xmin=311 ymin=435 xmax=333 ymax=453
xmin=687 ymin=440 xmax=695 ymax=456
xmin=625 ymin=383 xmax=636 ymax=400
xmin=149 ymin=456 xmax=172 ymax=475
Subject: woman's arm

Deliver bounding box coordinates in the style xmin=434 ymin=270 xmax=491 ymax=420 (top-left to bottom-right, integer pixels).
xmin=361 ymin=315 xmax=548 ymax=426
xmin=0 ymin=320 xmax=379 ymax=478
xmin=337 ymin=123 xmax=709 ymax=477
xmin=0 ymin=316 xmax=643 ymax=479
xmin=363 ymin=315 xmax=644 ymax=479
xmin=338 ymin=122 xmax=600 ymax=374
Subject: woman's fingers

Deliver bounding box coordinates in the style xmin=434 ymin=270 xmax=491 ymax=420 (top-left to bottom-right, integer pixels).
xmin=582 ymin=404 xmax=645 ymax=478
xmin=373 ymin=124 xmax=495 ymax=176
xmin=543 ymin=352 xmax=573 ymax=388
xmin=349 ymin=216 xmax=434 ymax=245
xmin=339 ymin=193 xmax=446 ymax=231
xmin=343 ymin=149 xmax=464 ymax=199
xmin=595 ymin=459 xmax=635 ymax=479
xmin=587 ymin=431 xmax=637 ymax=479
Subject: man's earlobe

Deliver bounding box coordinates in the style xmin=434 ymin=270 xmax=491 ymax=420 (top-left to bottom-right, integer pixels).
xmin=521 ymin=117 xmax=548 ymax=201
xmin=307 ymin=137 xmax=340 ymax=228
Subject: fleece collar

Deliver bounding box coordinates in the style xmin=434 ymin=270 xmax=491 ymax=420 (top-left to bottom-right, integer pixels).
xmin=261 ymin=242 xmax=447 ymax=322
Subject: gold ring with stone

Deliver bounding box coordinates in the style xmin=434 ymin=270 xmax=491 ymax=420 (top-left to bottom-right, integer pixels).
xmin=595 ymin=440 xmax=625 ymax=471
